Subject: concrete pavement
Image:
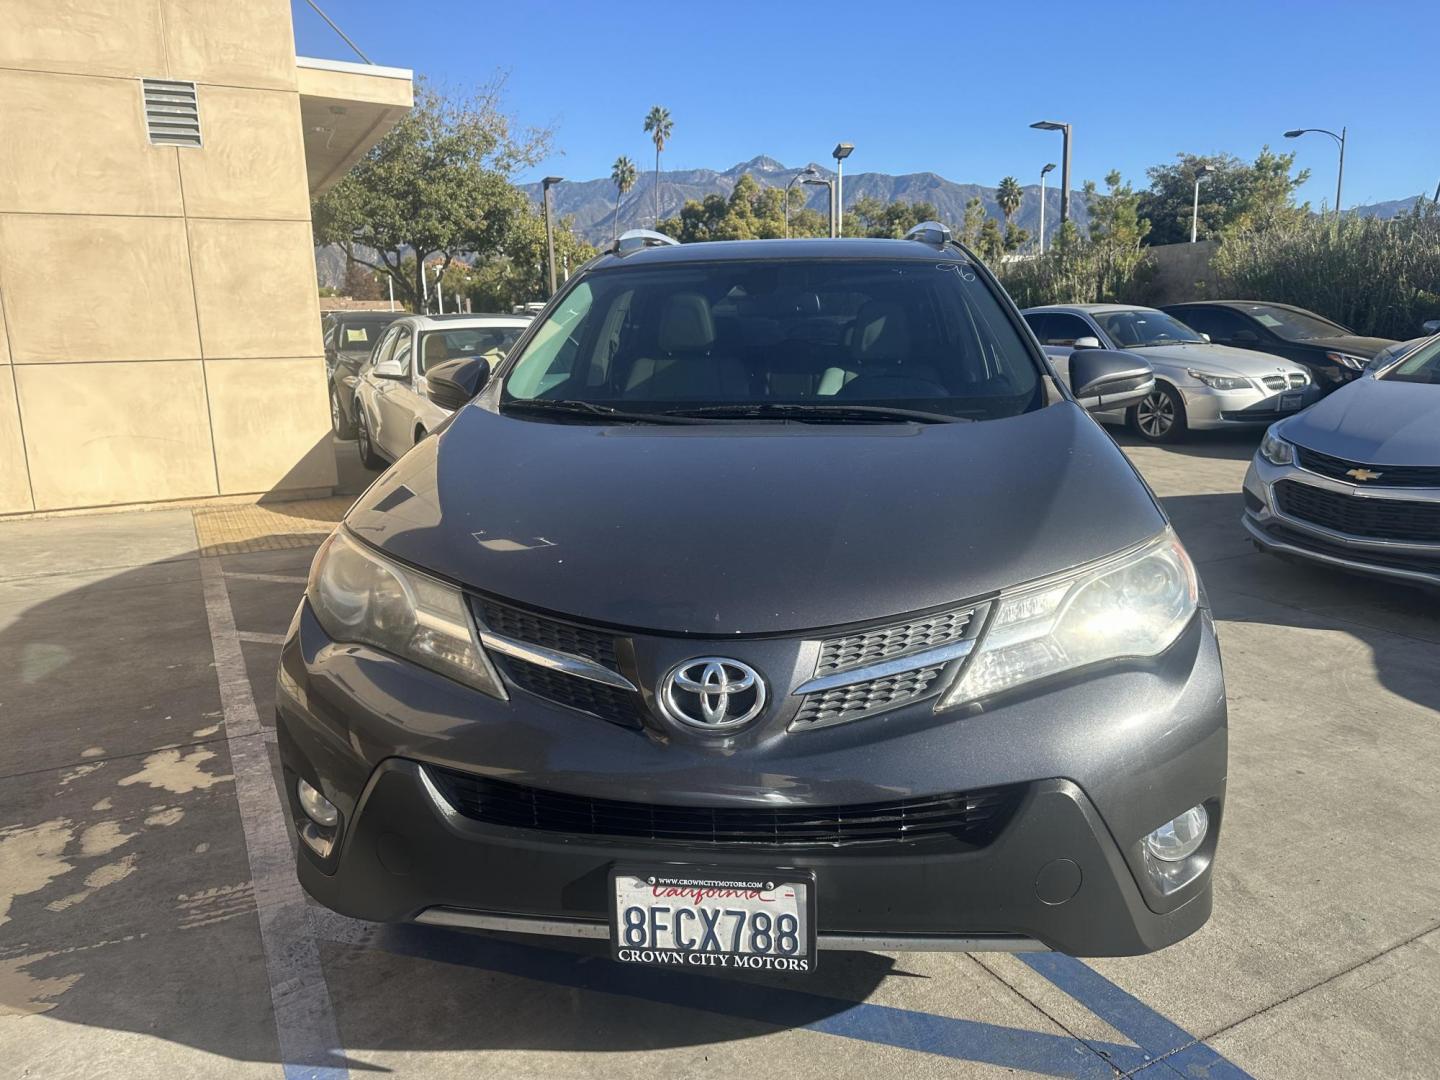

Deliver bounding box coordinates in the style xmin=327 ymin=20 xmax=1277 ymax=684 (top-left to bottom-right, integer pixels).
xmin=1 ymin=429 xmax=1436 ymax=1078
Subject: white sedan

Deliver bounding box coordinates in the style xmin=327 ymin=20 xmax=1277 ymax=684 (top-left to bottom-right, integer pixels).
xmin=353 ymin=314 xmax=530 ymax=467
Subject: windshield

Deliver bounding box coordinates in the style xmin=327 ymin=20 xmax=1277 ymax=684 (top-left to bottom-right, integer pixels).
xmin=501 ymin=258 xmax=1042 ymax=422
xmin=1096 ymin=310 xmax=1205 ymax=347
xmin=1241 ymin=304 xmax=1347 ymax=340
xmin=1381 ymin=337 xmax=1440 ymax=384
xmin=419 ymin=326 xmax=524 ymax=373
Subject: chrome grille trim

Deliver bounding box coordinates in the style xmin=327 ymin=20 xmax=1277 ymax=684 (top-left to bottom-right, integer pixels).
xmin=815 ymin=606 xmax=975 ymax=674
xmin=795 ymin=638 xmax=975 ymax=695
xmin=478 ymin=630 xmax=638 ymax=692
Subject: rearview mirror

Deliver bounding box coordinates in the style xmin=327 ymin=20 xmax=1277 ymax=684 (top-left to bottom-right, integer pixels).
xmin=426 ymin=355 xmax=492 ymax=410
xmin=1072 ymin=336 xmax=1102 ymax=350
xmin=1069 ymin=349 xmax=1155 ymax=411
xmin=372 ymin=357 xmax=406 ymax=379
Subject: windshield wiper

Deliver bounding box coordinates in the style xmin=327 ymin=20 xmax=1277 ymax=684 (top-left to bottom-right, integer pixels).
xmin=500 ymin=398 xmax=693 ymax=424
xmin=661 ymin=403 xmax=968 ymax=424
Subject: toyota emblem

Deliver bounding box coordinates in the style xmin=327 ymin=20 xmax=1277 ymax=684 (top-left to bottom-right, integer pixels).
xmin=659 ymin=658 xmax=767 ymax=731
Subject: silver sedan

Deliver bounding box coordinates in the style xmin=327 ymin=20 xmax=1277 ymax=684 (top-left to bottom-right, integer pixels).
xmin=1023 ymin=304 xmax=1320 ymax=443
xmin=353 ymin=314 xmax=529 ymax=467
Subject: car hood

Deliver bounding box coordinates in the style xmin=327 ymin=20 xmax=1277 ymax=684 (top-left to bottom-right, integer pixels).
xmin=1301 ymin=334 xmax=1396 ymax=358
xmin=1279 ymin=376 xmax=1440 ymax=464
xmin=1126 ymin=342 xmax=1301 ymax=377
xmin=345 ymin=402 xmax=1166 ymax=635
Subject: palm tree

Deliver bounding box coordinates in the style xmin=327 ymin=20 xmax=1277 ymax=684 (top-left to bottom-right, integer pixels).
xmin=610 ymin=156 xmax=638 ymax=244
xmin=642 ymin=105 xmax=673 ymax=226
xmin=996 ymin=176 xmax=1023 ymax=226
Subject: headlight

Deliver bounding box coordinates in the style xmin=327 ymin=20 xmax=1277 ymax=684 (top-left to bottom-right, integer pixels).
xmin=1259 ymin=428 xmax=1293 ymax=466
xmin=307 ymin=530 xmax=505 ymax=698
xmin=939 ymin=530 xmax=1198 ymax=708
xmin=1325 ymin=351 xmax=1365 ymax=371
xmin=1186 ymin=368 xmax=1251 ymax=391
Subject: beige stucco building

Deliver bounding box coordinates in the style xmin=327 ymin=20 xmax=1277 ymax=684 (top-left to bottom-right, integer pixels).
xmin=0 ymin=0 xmax=411 ymax=514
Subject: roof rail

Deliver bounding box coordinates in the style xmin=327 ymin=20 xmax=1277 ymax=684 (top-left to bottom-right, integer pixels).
xmin=903 ymin=221 xmax=953 ymax=248
xmin=613 ymin=228 xmax=680 ymax=255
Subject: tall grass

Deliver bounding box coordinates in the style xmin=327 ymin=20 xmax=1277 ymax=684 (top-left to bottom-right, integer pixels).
xmin=1211 ymin=205 xmax=1440 ymax=339
xmin=997 ymin=238 xmax=1156 ymax=309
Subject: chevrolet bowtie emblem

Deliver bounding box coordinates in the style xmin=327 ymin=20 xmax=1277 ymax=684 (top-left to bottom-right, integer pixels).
xmin=1346 ymin=468 xmax=1383 ymax=481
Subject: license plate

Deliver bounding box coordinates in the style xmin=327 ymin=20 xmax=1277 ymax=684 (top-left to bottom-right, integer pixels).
xmin=1279 ymin=391 xmax=1302 ymax=411
xmin=610 ymin=866 xmax=816 ymax=973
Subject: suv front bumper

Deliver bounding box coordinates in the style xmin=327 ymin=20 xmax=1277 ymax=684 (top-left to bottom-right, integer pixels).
xmin=277 ymin=600 xmax=1227 ymax=958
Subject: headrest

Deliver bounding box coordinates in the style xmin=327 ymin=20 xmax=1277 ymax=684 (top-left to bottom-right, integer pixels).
xmin=658 ymin=293 xmax=715 ymax=352
xmin=850 ymin=301 xmax=912 ymax=361
xmin=425 ymin=335 xmax=451 ymax=364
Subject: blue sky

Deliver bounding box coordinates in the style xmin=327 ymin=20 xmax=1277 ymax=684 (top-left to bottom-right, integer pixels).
xmin=293 ymin=0 xmax=1436 ymax=209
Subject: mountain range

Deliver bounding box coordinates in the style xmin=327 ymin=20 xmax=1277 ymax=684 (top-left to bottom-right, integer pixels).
xmin=521 ymin=155 xmax=1085 ymax=245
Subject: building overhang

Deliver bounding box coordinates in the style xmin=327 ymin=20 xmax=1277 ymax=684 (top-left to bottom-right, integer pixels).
xmin=296 ymin=57 xmax=413 ymax=195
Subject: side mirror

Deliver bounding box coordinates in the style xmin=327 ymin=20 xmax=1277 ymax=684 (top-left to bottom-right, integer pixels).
xmin=1422 ymin=319 xmax=1440 ymax=335
xmin=1072 ymin=336 xmax=1102 ymax=350
xmin=1200 ymin=332 xmax=1211 ymax=343
xmin=426 ymin=355 xmax=492 ymax=410
xmin=372 ymin=357 xmax=406 ymax=379
xmin=1069 ymin=349 xmax=1155 ymax=411
xmin=1233 ymin=329 xmax=1259 ymax=344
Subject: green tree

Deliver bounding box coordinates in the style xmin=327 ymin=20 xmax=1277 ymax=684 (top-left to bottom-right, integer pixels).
xmin=659 ymin=173 xmax=828 ymax=242
xmin=996 ymin=176 xmax=1023 ymax=228
xmin=342 ymin=259 xmax=380 ymax=300
xmin=464 ymin=208 xmax=597 ymax=312
xmin=978 ymin=217 xmax=1005 ymax=262
xmin=610 ymin=155 xmax=638 ymax=244
xmin=643 ymin=105 xmax=673 ymax=226
xmin=311 ymin=77 xmax=552 ymax=310
xmin=1003 ymin=222 xmax=1030 ymax=253
xmin=960 ymin=197 xmax=988 ymax=248
xmin=848 ymin=197 xmax=942 ymax=238
xmin=1137 ymin=148 xmax=1310 ymax=245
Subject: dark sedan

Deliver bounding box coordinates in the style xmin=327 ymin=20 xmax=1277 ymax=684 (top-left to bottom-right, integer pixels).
xmin=322 ymin=310 xmax=402 ymax=437
xmin=1162 ymin=301 xmax=1396 ymax=394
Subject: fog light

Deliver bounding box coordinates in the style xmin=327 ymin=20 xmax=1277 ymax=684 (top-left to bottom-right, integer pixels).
xmin=1144 ymin=804 xmax=1208 ymax=863
xmin=297 ymin=778 xmax=339 ymax=828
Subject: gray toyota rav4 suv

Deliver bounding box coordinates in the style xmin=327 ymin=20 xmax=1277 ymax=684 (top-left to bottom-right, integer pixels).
xmin=277 ymin=225 xmax=1225 ymax=970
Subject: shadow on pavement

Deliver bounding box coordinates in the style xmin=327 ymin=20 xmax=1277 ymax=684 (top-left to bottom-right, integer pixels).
xmin=0 ymin=551 xmax=891 ymax=1068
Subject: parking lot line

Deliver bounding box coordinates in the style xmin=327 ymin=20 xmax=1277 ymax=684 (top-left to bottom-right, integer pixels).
xmin=1018 ymin=953 xmax=1254 ymax=1078
xmin=199 ymin=557 xmax=348 ymax=1080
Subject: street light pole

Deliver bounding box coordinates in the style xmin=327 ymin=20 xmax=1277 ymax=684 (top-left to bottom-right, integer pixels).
xmin=785 ymin=166 xmax=817 ymax=238
xmin=1191 ymin=164 xmax=1213 ymax=243
xmin=1030 ymin=121 xmax=1072 ymax=225
xmin=832 ymin=143 xmax=854 ymax=238
xmin=801 ymin=176 xmax=834 ymax=238
xmin=1284 ymin=127 xmax=1346 ymax=218
xmin=542 ymin=175 xmax=563 ymax=296
xmin=1038 ymin=162 xmax=1056 ymax=253
xmin=434 ymin=263 xmax=444 ymax=314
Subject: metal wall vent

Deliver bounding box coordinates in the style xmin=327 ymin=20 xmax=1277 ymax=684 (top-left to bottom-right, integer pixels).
xmin=141 ymin=79 xmax=202 ymax=147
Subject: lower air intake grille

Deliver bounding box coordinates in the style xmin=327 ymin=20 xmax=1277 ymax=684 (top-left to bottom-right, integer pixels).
xmin=497 ymin=656 xmax=643 ymax=728
xmin=426 ymin=766 xmax=1024 ymax=849
xmin=1274 ymin=480 xmax=1440 ymax=543
xmin=794 ymin=665 xmax=947 ymax=728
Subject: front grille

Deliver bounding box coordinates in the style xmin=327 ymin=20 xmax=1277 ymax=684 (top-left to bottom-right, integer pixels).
xmin=1289 ymin=372 xmax=1307 ymax=388
xmin=498 ymin=656 xmax=643 ymax=728
xmin=1274 ymin=480 xmax=1440 ymax=543
xmin=477 ymin=599 xmax=620 ymax=670
xmin=1296 ymin=446 xmax=1440 ymax=489
xmin=816 ymin=607 xmax=973 ymax=675
xmin=794 ymin=665 xmax=947 ymax=728
xmin=1262 ymin=375 xmax=1286 ymax=390
xmin=427 ymin=765 xmax=1024 ymax=849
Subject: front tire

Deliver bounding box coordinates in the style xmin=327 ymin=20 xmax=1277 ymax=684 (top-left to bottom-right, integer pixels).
xmin=329 ymin=385 xmax=356 ymax=439
xmin=355 ymin=409 xmax=385 ymax=469
xmin=1128 ymin=385 xmax=1187 ymax=443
